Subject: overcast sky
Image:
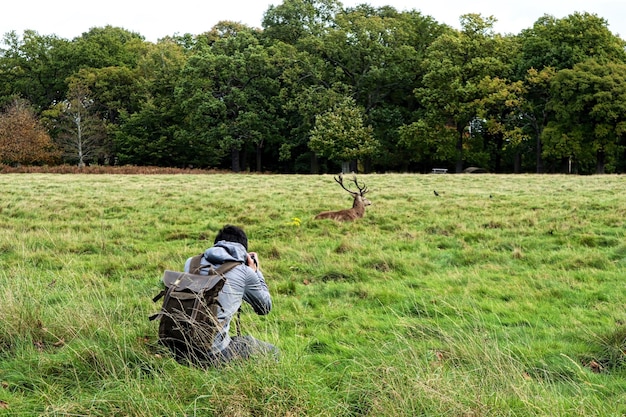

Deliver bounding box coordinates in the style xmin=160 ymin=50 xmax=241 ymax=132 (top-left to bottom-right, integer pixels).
xmin=1 ymin=0 xmax=624 ymax=43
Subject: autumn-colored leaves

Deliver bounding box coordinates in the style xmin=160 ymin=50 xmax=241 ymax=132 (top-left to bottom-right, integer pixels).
xmin=0 ymin=100 xmax=60 ymax=165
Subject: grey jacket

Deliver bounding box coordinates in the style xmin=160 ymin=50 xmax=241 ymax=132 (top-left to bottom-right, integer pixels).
xmin=184 ymin=240 xmax=272 ymax=353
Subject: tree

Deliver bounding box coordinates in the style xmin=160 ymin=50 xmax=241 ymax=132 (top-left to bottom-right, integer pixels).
xmin=397 ymin=119 xmax=457 ymax=171
xmin=308 ymin=96 xmax=378 ymax=172
xmin=70 ymin=66 xmax=141 ymax=126
xmin=0 ymin=31 xmax=74 ymax=109
xmin=51 ymin=82 xmax=107 ymax=167
xmin=542 ymin=59 xmax=626 ymax=174
xmin=262 ymin=0 xmax=341 ymax=45
xmin=176 ymin=24 xmax=283 ymax=171
xmin=71 ymin=26 xmax=146 ymax=69
xmin=0 ymin=99 xmax=59 ymax=165
xmin=517 ymin=12 xmax=626 ymax=73
xmin=317 ymin=6 xmax=445 ymax=170
xmin=270 ymin=43 xmax=335 ymax=173
xmin=516 ymin=12 xmax=626 ymax=172
xmin=518 ymin=67 xmax=557 ymax=172
xmin=416 ymin=14 xmax=514 ymax=172
xmin=114 ymin=39 xmax=188 ymax=167
xmin=473 ymin=76 xmax=528 ymax=172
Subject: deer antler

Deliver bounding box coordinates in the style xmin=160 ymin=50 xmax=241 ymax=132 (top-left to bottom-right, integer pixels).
xmin=334 ymin=174 xmax=369 ymax=196
xmin=351 ymin=176 xmax=369 ymax=196
xmin=334 ymin=174 xmax=357 ymax=196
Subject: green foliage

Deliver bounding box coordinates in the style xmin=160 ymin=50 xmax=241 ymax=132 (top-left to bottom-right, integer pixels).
xmin=416 ymin=14 xmax=518 ymax=172
xmin=71 ymin=25 xmax=146 ymax=69
xmin=313 ymin=5 xmax=445 ymax=170
xmin=517 ymin=12 xmax=626 ymax=73
xmin=262 ymin=0 xmax=342 ymax=44
xmin=175 ymin=26 xmax=285 ymax=171
xmin=398 ymin=119 xmax=457 ymax=164
xmin=0 ymin=173 xmax=625 ymax=415
xmin=0 ymin=31 xmax=75 ymax=109
xmin=309 ymin=97 xmax=379 ymax=163
xmin=543 ymin=59 xmax=626 ymax=173
xmin=1 ymin=5 xmax=626 ymax=173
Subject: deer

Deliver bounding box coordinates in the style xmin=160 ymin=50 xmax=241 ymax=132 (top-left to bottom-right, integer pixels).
xmin=314 ymin=174 xmax=371 ymax=221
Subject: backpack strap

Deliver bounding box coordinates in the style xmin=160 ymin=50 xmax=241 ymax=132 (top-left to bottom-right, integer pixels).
xmin=148 ymin=281 xmax=179 ymax=322
xmin=189 ymin=254 xmax=241 ymax=276
xmin=214 ymin=261 xmax=241 ymax=276
xmin=189 ymin=254 xmax=204 ymax=274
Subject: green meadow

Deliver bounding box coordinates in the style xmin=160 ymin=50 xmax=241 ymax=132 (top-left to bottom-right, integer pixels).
xmin=0 ymin=173 xmax=624 ymax=416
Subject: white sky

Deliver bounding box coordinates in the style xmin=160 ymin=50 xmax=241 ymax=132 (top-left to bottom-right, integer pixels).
xmin=1 ymin=0 xmax=624 ymax=43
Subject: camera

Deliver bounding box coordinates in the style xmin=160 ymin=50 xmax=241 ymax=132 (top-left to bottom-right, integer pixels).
xmin=249 ymin=253 xmax=258 ymax=266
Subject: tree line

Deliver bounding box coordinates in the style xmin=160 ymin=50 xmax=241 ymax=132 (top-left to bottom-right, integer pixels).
xmin=1 ymin=0 xmax=625 ymax=174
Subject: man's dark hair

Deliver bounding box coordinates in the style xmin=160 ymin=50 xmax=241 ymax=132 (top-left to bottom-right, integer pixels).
xmin=214 ymin=225 xmax=248 ymax=250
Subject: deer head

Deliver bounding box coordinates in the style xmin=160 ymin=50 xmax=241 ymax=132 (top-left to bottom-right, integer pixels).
xmin=314 ymin=174 xmax=371 ymax=221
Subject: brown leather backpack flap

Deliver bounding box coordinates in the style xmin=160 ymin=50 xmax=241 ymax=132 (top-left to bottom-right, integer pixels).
xmin=162 ymin=270 xmax=224 ymax=293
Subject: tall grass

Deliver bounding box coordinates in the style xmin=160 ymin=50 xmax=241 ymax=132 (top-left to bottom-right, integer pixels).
xmin=0 ymin=173 xmax=624 ymax=416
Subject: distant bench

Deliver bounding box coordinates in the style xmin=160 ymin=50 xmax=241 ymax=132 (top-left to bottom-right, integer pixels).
xmin=431 ymin=168 xmax=448 ymax=174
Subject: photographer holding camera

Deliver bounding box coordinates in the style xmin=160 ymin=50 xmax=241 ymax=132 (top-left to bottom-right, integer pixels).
xmin=182 ymin=224 xmax=278 ymax=365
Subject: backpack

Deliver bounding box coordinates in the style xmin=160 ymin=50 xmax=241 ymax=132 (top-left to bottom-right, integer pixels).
xmin=149 ymin=255 xmax=240 ymax=361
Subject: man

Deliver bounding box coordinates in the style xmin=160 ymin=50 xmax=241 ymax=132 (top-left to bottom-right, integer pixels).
xmin=183 ymin=224 xmax=277 ymax=365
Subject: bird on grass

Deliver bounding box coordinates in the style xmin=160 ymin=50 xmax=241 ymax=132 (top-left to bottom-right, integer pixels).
xmin=433 ymin=190 xmax=439 ymax=197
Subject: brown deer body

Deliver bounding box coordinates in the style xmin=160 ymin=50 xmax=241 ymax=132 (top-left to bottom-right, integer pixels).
xmin=314 ymin=174 xmax=371 ymax=221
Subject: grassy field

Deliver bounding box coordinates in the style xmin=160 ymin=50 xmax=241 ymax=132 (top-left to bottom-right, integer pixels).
xmin=0 ymin=173 xmax=624 ymax=416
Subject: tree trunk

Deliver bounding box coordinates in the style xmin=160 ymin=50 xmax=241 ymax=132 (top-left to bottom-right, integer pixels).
xmin=514 ymin=152 xmax=521 ymax=173
xmin=455 ymin=130 xmax=464 ymax=173
xmin=231 ymin=148 xmax=240 ymax=172
xmin=596 ymin=149 xmax=605 ymax=174
xmin=363 ymin=158 xmax=372 ymax=174
xmin=256 ymin=143 xmax=262 ymax=172
xmin=494 ymin=134 xmax=503 ymax=173
xmin=563 ymin=157 xmax=572 ymax=174
xmin=310 ymin=153 xmax=319 ymax=174
xmin=536 ymin=134 xmax=544 ymax=173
